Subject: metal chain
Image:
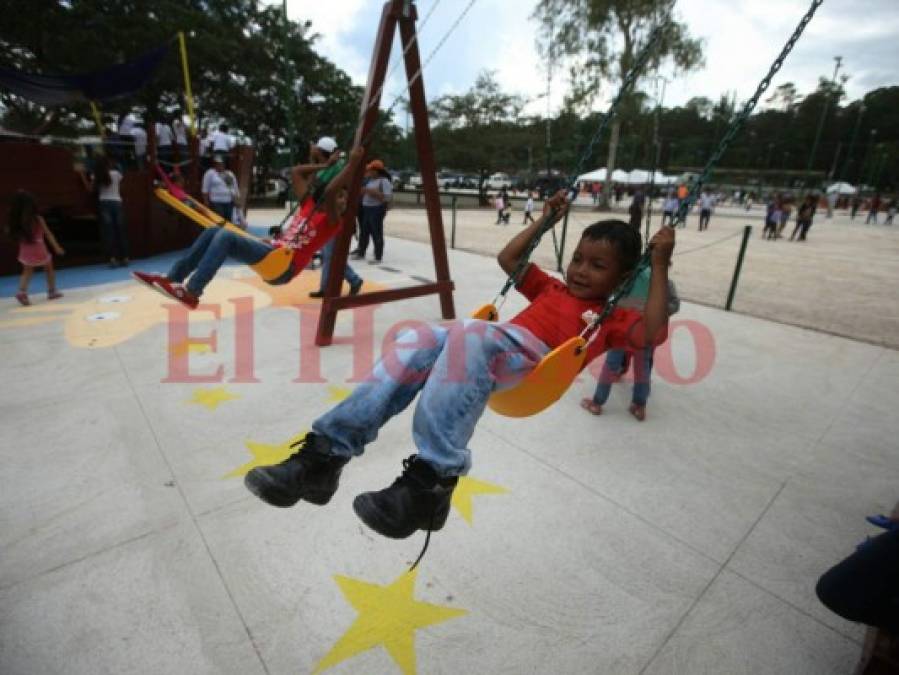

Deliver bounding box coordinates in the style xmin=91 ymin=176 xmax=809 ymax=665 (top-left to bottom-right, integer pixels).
xmin=494 ymin=20 xmax=670 ymax=301
xmin=359 ymin=0 xmax=478 ymax=149
xmin=581 ymin=0 xmax=825 ymax=343
xmin=671 ymin=0 xmax=824 ymax=227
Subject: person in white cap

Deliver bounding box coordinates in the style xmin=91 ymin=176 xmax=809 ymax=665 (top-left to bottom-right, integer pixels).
xmin=305 ymin=137 xmax=365 ymax=298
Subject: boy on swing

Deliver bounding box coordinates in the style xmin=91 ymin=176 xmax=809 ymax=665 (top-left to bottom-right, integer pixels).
xmin=133 ymin=145 xmax=365 ymax=308
xmin=246 ymin=191 xmax=675 ymax=539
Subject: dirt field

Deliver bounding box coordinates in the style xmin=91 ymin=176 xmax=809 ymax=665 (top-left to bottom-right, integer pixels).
xmin=376 ymin=198 xmax=899 ymax=349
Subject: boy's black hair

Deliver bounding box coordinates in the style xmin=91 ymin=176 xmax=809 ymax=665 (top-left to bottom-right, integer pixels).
xmin=580 ymin=219 xmax=642 ymax=273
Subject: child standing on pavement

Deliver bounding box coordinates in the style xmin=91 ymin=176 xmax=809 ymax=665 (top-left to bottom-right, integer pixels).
xmin=7 ymin=191 xmax=65 ymax=306
xmin=581 ymin=274 xmax=680 ymax=421
xmin=245 ymin=191 xmax=676 ymax=541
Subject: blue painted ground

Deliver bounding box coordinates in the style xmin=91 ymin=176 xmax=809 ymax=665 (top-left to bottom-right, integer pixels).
xmin=0 ymin=224 xmax=271 ymax=298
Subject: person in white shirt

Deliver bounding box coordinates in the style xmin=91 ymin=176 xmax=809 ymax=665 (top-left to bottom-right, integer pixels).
xmin=201 ymin=155 xmax=239 ymax=222
xmin=662 ymin=192 xmax=679 ymax=227
xmin=523 ymin=193 xmax=535 ymax=224
xmin=155 ymin=121 xmax=174 ymax=162
xmin=698 ymin=191 xmax=715 ymax=231
xmin=130 ymin=125 xmax=147 ymax=167
xmin=82 ymin=155 xmax=129 ymax=267
xmin=172 ymin=116 xmax=188 ymax=158
xmin=211 ymin=124 xmax=234 ymax=154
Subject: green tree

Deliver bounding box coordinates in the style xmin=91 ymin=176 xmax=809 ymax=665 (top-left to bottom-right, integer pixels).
xmin=430 ymin=70 xmax=529 ymax=202
xmin=532 ymin=0 xmax=703 ymax=205
xmin=0 ymin=0 xmax=373 ymax=181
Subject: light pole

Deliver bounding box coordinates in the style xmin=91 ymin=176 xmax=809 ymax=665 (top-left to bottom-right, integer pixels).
xmin=860 ymin=128 xmax=878 ymax=188
xmin=806 ymin=55 xmax=842 ymax=186
xmin=837 ymin=103 xmax=864 ymax=182
xmin=645 ymin=74 xmax=668 ymax=237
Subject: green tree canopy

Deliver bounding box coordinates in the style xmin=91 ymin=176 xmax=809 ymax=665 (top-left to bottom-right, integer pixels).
xmin=0 ymin=0 xmax=377 ymax=173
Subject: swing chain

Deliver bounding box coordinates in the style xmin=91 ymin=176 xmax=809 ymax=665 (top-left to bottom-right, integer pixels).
xmin=566 ymin=19 xmax=670 ymax=189
xmin=672 ymin=0 xmax=824 ymax=226
xmin=497 ymin=20 xmax=670 ymax=298
xmin=580 ymin=0 xmax=825 ymax=345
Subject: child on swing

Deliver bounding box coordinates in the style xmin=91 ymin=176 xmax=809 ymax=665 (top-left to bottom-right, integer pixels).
xmin=245 ymin=191 xmax=676 ymax=540
xmin=132 ymin=146 xmax=365 ymax=308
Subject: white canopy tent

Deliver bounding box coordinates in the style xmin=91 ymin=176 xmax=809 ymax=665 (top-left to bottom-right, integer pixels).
xmin=578 ymin=167 xmax=678 ymax=186
xmin=826 ymin=182 xmax=857 ymax=195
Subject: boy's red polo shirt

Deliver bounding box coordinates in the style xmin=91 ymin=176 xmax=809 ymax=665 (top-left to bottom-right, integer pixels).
xmin=509 ymin=264 xmax=657 ymax=366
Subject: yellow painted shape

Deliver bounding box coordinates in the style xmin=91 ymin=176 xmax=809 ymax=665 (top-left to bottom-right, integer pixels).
xmin=187 ymin=386 xmax=239 ymax=410
xmin=0 ymin=315 xmax=66 ymax=329
xmin=451 ymin=476 xmax=509 ymax=525
xmin=170 ymin=340 xmax=213 ymax=358
xmin=327 ymin=385 xmax=353 ymax=403
xmin=487 ymin=336 xmax=587 ymax=418
xmin=9 ymin=304 xmax=75 ymax=313
xmin=223 ymin=430 xmax=307 ymax=478
xmin=239 ymin=269 xmax=388 ymax=309
xmin=314 ymin=569 xmax=467 ymax=675
xmin=58 ymin=280 xmax=271 ymax=349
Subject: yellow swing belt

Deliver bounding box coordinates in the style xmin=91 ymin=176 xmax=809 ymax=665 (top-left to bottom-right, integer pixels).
xmin=153 ymin=186 xmax=293 ymax=283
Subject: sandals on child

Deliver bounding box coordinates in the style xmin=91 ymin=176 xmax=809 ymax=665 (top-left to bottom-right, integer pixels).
xmin=48 ymin=290 xmax=63 ymax=300
xmin=15 ymin=291 xmax=30 ymax=306
xmin=580 ymin=398 xmax=603 ymax=415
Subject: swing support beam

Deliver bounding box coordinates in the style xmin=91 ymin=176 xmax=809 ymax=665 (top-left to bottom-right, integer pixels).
xmin=315 ymin=0 xmax=456 ymax=346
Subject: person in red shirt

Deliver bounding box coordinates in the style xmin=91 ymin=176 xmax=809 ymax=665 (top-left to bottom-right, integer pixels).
xmin=245 ymin=191 xmax=675 ymax=541
xmin=132 ymin=147 xmax=364 ymax=309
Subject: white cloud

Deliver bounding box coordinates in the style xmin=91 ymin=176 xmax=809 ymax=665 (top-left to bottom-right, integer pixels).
xmin=279 ymin=0 xmax=897 ymax=118
xmin=283 ymin=0 xmax=371 ymax=82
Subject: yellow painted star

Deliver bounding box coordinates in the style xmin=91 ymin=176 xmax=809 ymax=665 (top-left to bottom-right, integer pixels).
xmin=314 ymin=569 xmax=466 ymax=675
xmin=450 ymin=476 xmax=509 ymax=525
xmin=187 ymin=386 xmax=239 ymax=410
xmin=327 ymin=384 xmax=353 ymax=403
xmin=223 ymin=431 xmax=308 ymax=478
xmin=170 ymin=340 xmax=213 ymax=358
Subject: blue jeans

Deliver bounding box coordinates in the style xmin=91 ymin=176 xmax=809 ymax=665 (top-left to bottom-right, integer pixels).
xmin=592 ymin=348 xmax=654 ymax=407
xmin=98 ymin=200 xmax=128 ymax=260
xmin=168 ymin=227 xmax=291 ymax=296
xmin=318 ymin=237 xmax=362 ymax=291
xmin=312 ymin=320 xmax=549 ymax=477
xmin=210 ymin=201 xmax=233 ymax=222
xmin=357 ymin=203 xmax=387 ymax=259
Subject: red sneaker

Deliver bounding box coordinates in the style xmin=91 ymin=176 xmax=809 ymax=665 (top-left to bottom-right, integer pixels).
xmin=132 ymin=270 xmax=168 ymax=290
xmin=154 ymin=278 xmax=199 ymax=310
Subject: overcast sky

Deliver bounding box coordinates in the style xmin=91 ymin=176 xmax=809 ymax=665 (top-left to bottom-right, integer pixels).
xmin=284 ymin=0 xmax=898 ymax=119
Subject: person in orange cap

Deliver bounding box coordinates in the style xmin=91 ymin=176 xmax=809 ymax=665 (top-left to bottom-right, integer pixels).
xmin=353 ymin=158 xmax=393 ymax=264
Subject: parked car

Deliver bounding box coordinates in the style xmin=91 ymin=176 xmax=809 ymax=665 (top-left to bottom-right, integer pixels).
xmin=486 ymin=172 xmax=512 ymax=190
xmin=436 ymin=172 xmax=459 ymax=189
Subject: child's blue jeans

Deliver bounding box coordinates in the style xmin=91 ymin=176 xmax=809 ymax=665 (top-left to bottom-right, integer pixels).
xmin=592 ymin=348 xmax=654 ymax=407
xmin=317 ymin=237 xmax=362 ymax=291
xmin=168 ymin=227 xmax=292 ymax=296
xmin=313 ymin=320 xmax=549 ymax=477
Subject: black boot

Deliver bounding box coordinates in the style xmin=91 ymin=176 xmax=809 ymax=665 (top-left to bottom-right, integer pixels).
xmin=244 ymin=433 xmax=348 ymax=507
xmin=353 ymin=455 xmax=458 ymax=539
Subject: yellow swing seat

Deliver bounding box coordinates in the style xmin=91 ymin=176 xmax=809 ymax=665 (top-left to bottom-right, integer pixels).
xmin=153 ymin=187 xmax=294 ymax=283
xmin=487 ymin=336 xmax=587 ymax=417
xmin=470 ymin=303 xmax=499 ymax=321
xmin=469 ymin=303 xmax=586 ymax=417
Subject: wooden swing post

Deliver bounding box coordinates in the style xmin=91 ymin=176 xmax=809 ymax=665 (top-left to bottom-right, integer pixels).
xmin=315 ymin=0 xmax=456 ymax=346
